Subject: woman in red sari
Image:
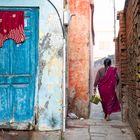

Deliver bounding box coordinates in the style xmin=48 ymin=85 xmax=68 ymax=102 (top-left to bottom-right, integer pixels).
xmin=93 ymin=58 xmax=120 ymax=121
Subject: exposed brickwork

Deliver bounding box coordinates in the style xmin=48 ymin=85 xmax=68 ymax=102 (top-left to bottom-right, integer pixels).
xmin=115 ymin=10 xmax=128 ymax=122
xmin=116 ymin=0 xmax=140 ymax=139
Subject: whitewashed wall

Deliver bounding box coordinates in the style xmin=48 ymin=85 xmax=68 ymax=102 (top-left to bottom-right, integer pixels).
xmin=0 ymin=0 xmax=64 ymax=130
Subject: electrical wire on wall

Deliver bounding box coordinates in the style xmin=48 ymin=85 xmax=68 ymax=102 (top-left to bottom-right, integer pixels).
xmin=90 ymin=1 xmax=94 ymax=45
xmin=47 ymin=0 xmax=65 ymax=39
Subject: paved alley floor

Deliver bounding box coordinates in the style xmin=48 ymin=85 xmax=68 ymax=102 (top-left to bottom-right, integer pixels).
xmin=0 ymin=103 xmax=137 ymax=140
xmin=64 ymin=102 xmax=137 ymax=140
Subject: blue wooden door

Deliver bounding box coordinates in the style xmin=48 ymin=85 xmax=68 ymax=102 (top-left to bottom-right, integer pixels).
xmin=0 ymin=8 xmax=38 ymax=129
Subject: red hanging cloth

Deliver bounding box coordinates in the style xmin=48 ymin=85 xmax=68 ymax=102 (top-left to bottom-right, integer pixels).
xmin=0 ymin=11 xmax=25 ymax=47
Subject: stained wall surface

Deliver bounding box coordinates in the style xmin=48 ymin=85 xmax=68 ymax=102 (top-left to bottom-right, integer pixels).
xmin=68 ymin=0 xmax=90 ymax=118
xmin=0 ymin=0 xmax=64 ymax=131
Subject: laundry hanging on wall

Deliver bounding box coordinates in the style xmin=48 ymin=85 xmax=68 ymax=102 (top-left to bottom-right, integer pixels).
xmin=0 ymin=11 xmax=25 ymax=47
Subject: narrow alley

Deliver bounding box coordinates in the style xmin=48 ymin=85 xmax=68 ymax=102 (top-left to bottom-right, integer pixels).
xmin=0 ymin=0 xmax=140 ymax=140
xmin=0 ymin=104 xmax=137 ymax=140
xmin=63 ymin=103 xmax=137 ymax=140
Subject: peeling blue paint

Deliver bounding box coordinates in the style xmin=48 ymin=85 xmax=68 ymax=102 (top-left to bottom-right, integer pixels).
xmin=0 ymin=0 xmax=64 ymax=131
xmin=0 ymin=8 xmax=39 ymax=130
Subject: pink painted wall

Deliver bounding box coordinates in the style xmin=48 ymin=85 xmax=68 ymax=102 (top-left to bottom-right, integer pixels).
xmin=68 ymin=0 xmax=91 ymax=118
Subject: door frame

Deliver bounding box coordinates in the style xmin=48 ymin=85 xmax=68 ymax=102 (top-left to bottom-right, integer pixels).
xmin=0 ymin=7 xmax=39 ymax=130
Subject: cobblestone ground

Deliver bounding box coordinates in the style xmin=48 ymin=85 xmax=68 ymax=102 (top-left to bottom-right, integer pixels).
xmin=64 ymin=103 xmax=137 ymax=140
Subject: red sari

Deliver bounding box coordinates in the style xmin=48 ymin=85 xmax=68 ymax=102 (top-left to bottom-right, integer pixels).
xmin=98 ymin=67 xmax=120 ymax=115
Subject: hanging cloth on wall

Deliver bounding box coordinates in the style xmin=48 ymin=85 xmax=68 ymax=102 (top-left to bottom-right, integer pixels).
xmin=0 ymin=11 xmax=25 ymax=47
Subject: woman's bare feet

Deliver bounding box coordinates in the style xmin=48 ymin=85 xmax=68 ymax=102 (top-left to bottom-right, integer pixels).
xmin=104 ymin=113 xmax=107 ymax=119
xmin=105 ymin=114 xmax=110 ymax=121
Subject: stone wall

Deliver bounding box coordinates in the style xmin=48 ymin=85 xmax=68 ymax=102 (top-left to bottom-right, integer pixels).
xmin=116 ymin=0 xmax=140 ymax=138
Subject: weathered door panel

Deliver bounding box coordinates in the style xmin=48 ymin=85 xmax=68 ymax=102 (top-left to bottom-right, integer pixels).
xmin=0 ymin=8 xmax=38 ymax=129
xmin=0 ymin=87 xmax=12 ymax=121
xmin=0 ymin=41 xmax=10 ymax=74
